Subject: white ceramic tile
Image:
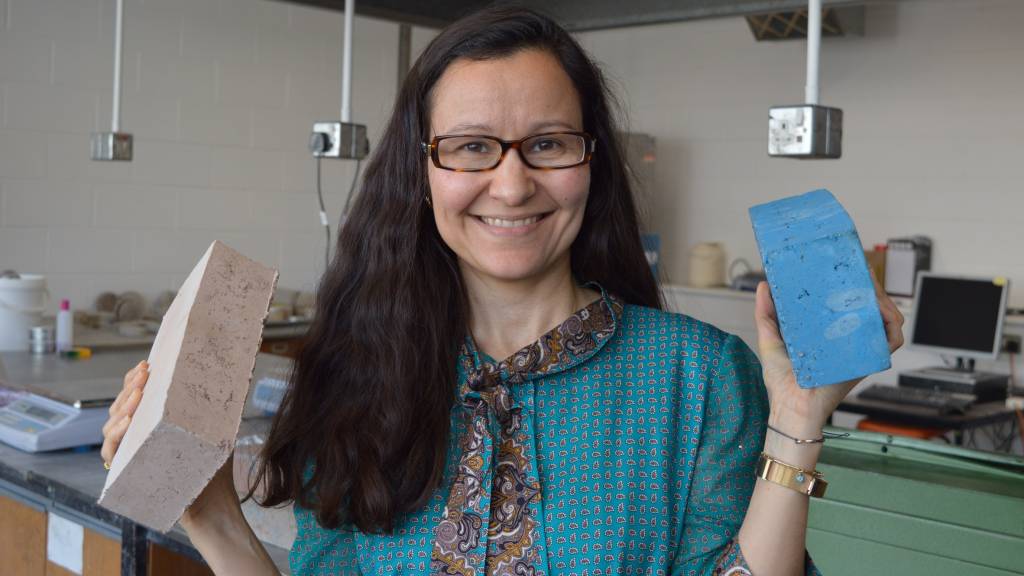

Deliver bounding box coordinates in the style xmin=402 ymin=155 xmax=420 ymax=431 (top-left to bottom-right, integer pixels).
xmin=39 ymin=274 xmax=94 ymax=315
xmin=251 ymin=109 xmax=318 ymax=152
xmin=180 ymin=1 xmax=255 ymax=66
xmin=131 ymin=139 xmax=211 ymax=188
xmin=0 ymin=129 xmax=47 ymax=179
xmin=178 ymin=102 xmax=251 ymax=148
xmin=208 ymin=147 xmax=283 ymax=192
xmin=111 ymin=96 xmax=179 ymax=142
xmin=136 ymin=52 xmax=216 ymax=105
xmin=178 ymin=187 xmax=252 ymax=230
xmin=132 ymin=229 xmax=219 ymax=274
xmin=8 ymin=0 xmax=102 ymax=44
xmin=255 ymin=9 xmax=327 ymax=78
xmin=0 ymin=227 xmax=47 ymax=273
xmin=4 ymin=82 xmax=98 ymax=134
xmin=250 ymin=191 xmax=332 ymax=232
xmin=0 ymin=33 xmax=53 ymax=85
xmin=218 ymin=62 xmax=287 ymax=110
xmin=119 ymin=0 xmax=183 ymax=61
xmin=2 ymin=179 xmax=92 ymax=228
xmin=94 ymin=183 xmax=177 ymax=229
xmin=279 ymin=231 xmax=325 ymax=292
xmin=48 ymin=227 xmax=132 ymax=274
xmin=288 ymin=3 xmax=344 ymax=41
xmin=52 ymin=39 xmax=108 ymax=91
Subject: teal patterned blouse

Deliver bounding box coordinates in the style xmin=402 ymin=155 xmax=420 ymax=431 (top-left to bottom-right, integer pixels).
xmin=290 ymin=291 xmax=819 ymax=575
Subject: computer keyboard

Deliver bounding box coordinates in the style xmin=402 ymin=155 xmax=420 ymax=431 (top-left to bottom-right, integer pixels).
xmin=857 ymin=384 xmax=975 ymax=415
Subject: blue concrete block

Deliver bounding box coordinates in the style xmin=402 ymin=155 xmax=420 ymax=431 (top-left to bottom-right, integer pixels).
xmin=749 ymin=189 xmax=890 ymax=388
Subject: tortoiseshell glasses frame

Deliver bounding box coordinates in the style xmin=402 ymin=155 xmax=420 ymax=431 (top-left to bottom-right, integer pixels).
xmin=421 ymin=131 xmax=596 ymax=172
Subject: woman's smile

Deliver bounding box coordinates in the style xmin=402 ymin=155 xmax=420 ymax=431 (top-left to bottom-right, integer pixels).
xmin=472 ymin=211 xmax=553 ymax=237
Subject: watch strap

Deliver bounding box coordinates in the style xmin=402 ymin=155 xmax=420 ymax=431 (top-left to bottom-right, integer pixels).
xmin=756 ymin=452 xmax=828 ymax=498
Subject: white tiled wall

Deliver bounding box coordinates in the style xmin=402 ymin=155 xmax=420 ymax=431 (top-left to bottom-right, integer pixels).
xmin=0 ymin=0 xmax=435 ymax=310
xmin=1 ymin=0 xmax=1022 ymax=315
xmin=577 ymin=0 xmax=1024 ymax=308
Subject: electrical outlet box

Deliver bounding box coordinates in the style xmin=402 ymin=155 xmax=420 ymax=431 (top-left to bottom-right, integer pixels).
xmin=311 ymin=122 xmax=369 ymax=159
xmin=768 ymin=105 xmax=842 ymax=159
xmin=90 ymin=132 xmax=133 ymax=161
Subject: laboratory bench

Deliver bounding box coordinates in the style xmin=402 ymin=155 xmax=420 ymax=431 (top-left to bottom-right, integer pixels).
xmin=807 ymin=429 xmax=1024 ymax=575
xmin=4 ymin=348 xmax=1024 ymax=575
xmin=0 ymin=348 xmax=295 ymax=575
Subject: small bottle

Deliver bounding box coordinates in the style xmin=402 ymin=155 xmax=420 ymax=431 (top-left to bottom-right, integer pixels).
xmin=56 ymin=299 xmax=74 ymax=353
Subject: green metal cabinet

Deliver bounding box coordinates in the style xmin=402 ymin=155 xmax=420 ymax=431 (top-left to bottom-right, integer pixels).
xmin=807 ymin=429 xmax=1024 ymax=575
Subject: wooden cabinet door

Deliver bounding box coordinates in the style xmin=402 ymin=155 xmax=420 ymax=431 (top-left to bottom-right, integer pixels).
xmin=0 ymin=494 xmax=47 ymax=575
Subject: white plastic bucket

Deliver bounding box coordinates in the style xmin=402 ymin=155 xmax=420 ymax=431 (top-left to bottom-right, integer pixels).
xmin=0 ymin=274 xmax=49 ymax=351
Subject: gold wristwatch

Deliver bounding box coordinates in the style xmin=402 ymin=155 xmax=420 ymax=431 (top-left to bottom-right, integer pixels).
xmin=756 ymin=453 xmax=827 ymax=498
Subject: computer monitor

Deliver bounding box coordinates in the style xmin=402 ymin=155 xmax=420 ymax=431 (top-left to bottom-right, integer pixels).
xmin=909 ymin=273 xmax=1009 ymax=361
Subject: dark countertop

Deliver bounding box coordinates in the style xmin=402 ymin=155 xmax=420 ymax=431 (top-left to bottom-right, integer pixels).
xmin=0 ymin=349 xmax=294 ymax=574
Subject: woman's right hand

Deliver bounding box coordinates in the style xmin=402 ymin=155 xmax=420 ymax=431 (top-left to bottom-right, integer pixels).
xmin=100 ymin=360 xmax=149 ymax=468
xmin=99 ymin=361 xmax=275 ymax=573
xmin=99 ymin=360 xmax=240 ymax=521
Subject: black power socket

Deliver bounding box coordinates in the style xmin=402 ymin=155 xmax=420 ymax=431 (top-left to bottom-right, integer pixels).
xmin=1002 ymin=334 xmax=1022 ymax=354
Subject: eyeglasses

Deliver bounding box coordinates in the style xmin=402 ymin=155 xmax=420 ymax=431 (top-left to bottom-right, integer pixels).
xmin=422 ymin=131 xmax=596 ymax=172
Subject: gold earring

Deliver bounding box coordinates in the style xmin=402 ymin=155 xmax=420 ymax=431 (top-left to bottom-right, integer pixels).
xmin=425 ymin=194 xmax=432 ymax=207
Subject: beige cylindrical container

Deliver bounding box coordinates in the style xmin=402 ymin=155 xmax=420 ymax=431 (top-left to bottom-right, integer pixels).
xmin=689 ymin=242 xmax=726 ymax=288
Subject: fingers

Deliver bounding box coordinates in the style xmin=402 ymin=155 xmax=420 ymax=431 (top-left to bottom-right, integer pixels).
xmin=754 ymin=281 xmax=797 ymax=383
xmin=121 ymin=360 xmax=145 ymax=391
xmin=754 ymin=281 xmax=783 ymax=346
xmin=110 ymin=361 xmax=148 ymax=416
xmin=100 ymin=414 xmax=132 ymax=465
xmin=102 ymin=361 xmax=149 ymax=467
xmin=869 ymin=271 xmax=905 ymax=352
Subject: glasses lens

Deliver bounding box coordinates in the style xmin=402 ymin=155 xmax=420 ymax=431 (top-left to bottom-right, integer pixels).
xmin=522 ymin=133 xmax=586 ymax=168
xmin=436 ymin=136 xmax=501 ymax=170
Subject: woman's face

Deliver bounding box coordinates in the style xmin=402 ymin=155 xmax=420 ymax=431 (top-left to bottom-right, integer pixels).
xmin=427 ymin=49 xmax=590 ymax=285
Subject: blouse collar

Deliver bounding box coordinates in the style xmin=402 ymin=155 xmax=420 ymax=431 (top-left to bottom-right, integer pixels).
xmin=460 ymin=283 xmax=624 ymax=386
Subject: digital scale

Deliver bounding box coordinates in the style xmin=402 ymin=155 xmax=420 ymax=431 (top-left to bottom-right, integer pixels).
xmin=0 ymin=390 xmax=109 ymax=452
xmin=0 ymin=353 xmax=123 ymax=453
xmin=0 ymin=349 xmax=290 ymax=453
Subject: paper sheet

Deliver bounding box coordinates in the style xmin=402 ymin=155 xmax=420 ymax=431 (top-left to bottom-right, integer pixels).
xmin=47 ymin=512 xmax=84 ymax=574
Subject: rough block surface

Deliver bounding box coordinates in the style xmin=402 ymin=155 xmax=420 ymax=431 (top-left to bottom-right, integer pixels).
xmin=749 ymin=189 xmax=890 ymax=388
xmin=98 ymin=241 xmax=277 ymax=531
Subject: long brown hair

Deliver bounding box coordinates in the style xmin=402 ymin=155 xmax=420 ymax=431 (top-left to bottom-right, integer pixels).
xmin=251 ymin=5 xmax=661 ymax=534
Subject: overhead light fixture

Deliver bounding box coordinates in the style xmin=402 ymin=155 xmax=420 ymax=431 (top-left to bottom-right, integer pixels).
xmin=92 ymin=0 xmax=132 ymax=161
xmin=768 ymin=0 xmax=843 ymax=160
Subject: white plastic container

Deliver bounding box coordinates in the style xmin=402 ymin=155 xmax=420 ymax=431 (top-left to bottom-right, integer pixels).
xmin=0 ymin=274 xmax=49 ymax=351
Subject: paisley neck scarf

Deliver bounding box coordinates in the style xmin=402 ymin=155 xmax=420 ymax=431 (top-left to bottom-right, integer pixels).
xmin=431 ymin=289 xmax=623 ymax=575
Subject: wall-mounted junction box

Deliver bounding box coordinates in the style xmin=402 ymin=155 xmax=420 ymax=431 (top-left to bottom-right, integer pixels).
xmin=90 ymin=132 xmax=133 ymax=161
xmin=768 ymin=105 xmax=842 ymax=159
xmin=310 ymin=122 xmax=369 ymax=159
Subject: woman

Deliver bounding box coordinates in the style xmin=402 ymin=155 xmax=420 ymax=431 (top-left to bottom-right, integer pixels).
xmin=101 ymin=6 xmax=904 ymax=575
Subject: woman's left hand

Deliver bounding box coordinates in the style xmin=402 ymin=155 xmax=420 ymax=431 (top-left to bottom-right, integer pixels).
xmin=753 ymin=271 xmax=905 ymax=436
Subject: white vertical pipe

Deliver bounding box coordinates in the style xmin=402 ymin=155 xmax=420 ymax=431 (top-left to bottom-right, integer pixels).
xmin=805 ymin=0 xmax=821 ymax=105
xmin=341 ymin=0 xmax=354 ymax=123
xmin=112 ymin=0 xmax=124 ymax=132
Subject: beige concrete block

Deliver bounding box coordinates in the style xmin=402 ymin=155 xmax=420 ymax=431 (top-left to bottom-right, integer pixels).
xmin=98 ymin=241 xmax=277 ymax=532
